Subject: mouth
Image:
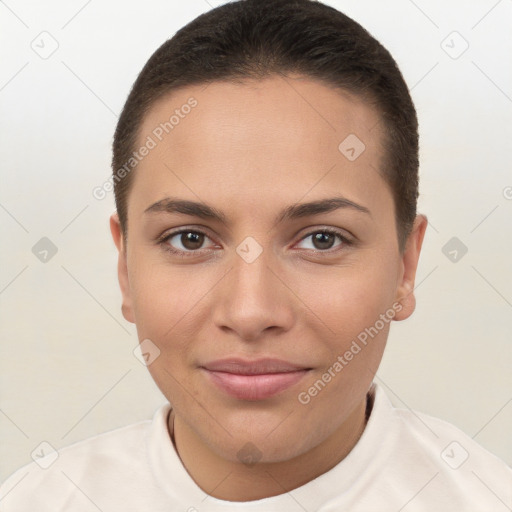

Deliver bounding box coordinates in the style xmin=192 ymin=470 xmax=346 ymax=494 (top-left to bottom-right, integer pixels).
xmin=200 ymin=357 xmax=312 ymax=401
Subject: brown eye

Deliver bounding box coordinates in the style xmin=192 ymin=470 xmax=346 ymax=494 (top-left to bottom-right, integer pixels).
xmin=312 ymin=232 xmax=336 ymax=250
xmin=161 ymin=229 xmax=216 ymax=255
xmin=296 ymin=229 xmax=350 ymax=253
xmin=180 ymin=231 xmax=205 ymax=250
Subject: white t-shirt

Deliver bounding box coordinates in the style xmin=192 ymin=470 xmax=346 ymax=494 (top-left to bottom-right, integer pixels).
xmin=1 ymin=383 xmax=511 ymax=511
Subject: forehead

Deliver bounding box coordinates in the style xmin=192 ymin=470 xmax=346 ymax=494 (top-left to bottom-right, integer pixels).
xmin=131 ymin=74 xmax=390 ymax=222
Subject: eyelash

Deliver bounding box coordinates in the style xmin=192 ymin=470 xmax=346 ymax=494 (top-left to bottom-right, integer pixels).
xmin=157 ymin=227 xmax=353 ymax=258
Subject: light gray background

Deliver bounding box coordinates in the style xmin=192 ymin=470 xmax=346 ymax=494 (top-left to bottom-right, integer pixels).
xmin=1 ymin=0 xmax=511 ymax=482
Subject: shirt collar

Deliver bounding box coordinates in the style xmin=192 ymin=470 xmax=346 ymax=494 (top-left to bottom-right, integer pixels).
xmin=146 ymin=381 xmax=398 ymax=511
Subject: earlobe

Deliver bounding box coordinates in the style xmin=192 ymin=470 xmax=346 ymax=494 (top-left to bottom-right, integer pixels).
xmin=393 ymin=214 xmax=428 ymax=322
xmin=109 ymin=213 xmax=136 ymax=324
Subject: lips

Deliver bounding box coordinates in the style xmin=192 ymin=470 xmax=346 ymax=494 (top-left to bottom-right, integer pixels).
xmin=200 ymin=358 xmax=312 ymax=401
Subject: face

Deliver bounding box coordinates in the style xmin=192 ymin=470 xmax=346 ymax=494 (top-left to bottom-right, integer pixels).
xmin=111 ymin=74 xmax=426 ymax=464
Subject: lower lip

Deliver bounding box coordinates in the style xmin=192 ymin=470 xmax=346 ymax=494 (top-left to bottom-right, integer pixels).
xmin=202 ymin=369 xmax=310 ymax=401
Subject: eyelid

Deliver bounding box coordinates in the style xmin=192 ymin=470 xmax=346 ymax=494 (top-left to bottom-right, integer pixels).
xmin=295 ymin=225 xmax=354 ymax=244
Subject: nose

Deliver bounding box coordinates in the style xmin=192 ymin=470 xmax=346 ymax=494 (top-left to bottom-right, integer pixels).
xmin=211 ymin=243 xmax=295 ymax=341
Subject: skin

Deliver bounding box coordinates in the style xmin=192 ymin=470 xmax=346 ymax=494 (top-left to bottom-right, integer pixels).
xmin=110 ymin=73 xmax=427 ymax=501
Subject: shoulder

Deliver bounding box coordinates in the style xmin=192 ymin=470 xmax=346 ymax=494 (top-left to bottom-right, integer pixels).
xmin=0 ymin=407 xmax=168 ymax=511
xmin=378 ymin=387 xmax=512 ymax=509
xmin=396 ymin=403 xmax=510 ymax=472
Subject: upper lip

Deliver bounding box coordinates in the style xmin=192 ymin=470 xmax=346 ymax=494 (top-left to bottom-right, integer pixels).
xmin=201 ymin=358 xmax=311 ymax=375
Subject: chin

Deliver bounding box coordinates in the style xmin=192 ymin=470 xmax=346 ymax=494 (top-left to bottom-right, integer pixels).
xmin=204 ymin=423 xmax=316 ymax=466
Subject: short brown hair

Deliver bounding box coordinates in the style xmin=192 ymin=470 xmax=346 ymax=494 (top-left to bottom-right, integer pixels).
xmin=112 ymin=0 xmax=419 ymax=252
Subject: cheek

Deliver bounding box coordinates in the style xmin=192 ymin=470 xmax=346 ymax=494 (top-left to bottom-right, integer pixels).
xmin=301 ymin=257 xmax=398 ymax=341
xmin=129 ymin=264 xmax=204 ymax=399
xmin=128 ymin=256 xmax=196 ymax=333
xmin=295 ymin=262 xmax=396 ymax=420
xmin=128 ymin=259 xmax=221 ymax=375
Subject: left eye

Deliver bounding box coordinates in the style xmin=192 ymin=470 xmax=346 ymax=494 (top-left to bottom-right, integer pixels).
xmin=296 ymin=230 xmax=347 ymax=251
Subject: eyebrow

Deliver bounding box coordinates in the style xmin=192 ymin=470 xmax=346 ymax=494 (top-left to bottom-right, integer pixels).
xmin=144 ymin=196 xmax=371 ymax=225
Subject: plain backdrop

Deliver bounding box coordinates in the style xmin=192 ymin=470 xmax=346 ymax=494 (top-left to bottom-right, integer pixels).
xmin=1 ymin=0 xmax=511 ymax=482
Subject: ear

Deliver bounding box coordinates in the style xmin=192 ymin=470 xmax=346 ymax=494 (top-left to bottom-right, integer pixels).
xmin=110 ymin=212 xmax=135 ymax=324
xmin=393 ymin=214 xmax=428 ymax=321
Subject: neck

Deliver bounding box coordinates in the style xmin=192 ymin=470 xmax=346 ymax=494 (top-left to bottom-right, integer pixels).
xmin=169 ymin=395 xmax=369 ymax=502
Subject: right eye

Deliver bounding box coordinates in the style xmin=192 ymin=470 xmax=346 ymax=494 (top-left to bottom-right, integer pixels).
xmin=158 ymin=229 xmax=217 ymax=257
